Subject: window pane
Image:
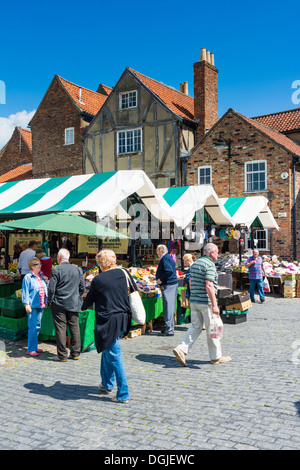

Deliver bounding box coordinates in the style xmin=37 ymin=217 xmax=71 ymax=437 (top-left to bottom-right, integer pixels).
xmin=118 ymin=132 xmax=126 ymax=153
xmin=65 ymin=128 xmax=74 ymax=144
xmin=198 ymin=167 xmax=211 ymax=185
xmin=127 ymin=131 xmax=133 ymax=152
xmin=245 ymin=161 xmax=266 ymax=192
xmin=129 ymin=92 xmax=137 ymax=107
xmin=118 ymin=129 xmax=142 ymax=154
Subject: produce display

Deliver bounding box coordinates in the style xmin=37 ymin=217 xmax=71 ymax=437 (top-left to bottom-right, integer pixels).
xmin=128 ymin=266 xmax=185 ymax=298
xmin=0 ymin=267 xmax=20 ymax=284
xmin=216 ymin=253 xmax=300 ymax=279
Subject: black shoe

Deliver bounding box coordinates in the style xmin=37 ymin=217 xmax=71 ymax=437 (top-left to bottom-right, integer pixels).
xmin=260 ymin=299 xmax=265 ymax=303
xmin=160 ymin=330 xmax=174 ymax=336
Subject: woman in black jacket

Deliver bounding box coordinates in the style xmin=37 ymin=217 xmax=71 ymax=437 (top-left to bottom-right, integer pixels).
xmin=82 ymin=249 xmax=136 ymax=403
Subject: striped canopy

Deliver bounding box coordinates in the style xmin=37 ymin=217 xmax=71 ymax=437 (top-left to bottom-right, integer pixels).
xmin=220 ymin=196 xmax=279 ymax=229
xmin=144 ymin=185 xmax=235 ymax=229
xmin=0 ymin=170 xmax=171 ymax=222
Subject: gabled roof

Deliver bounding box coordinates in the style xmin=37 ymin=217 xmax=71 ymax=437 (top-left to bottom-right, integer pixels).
xmin=19 ymin=128 xmax=32 ymax=151
xmin=56 ymin=75 xmax=111 ymax=117
xmin=240 ymin=111 xmax=300 ymax=157
xmin=0 ymin=163 xmax=32 ymax=182
xmin=252 ymin=108 xmax=300 ymax=133
xmin=129 ymin=68 xmax=195 ymax=123
xmin=193 ymin=108 xmax=300 ymax=158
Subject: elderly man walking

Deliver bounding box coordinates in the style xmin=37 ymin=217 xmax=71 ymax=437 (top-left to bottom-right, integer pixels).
xmin=48 ymin=248 xmax=85 ymax=362
xmin=173 ymin=243 xmax=231 ymax=366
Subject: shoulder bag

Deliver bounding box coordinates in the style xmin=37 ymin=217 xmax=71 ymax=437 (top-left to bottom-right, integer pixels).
xmin=122 ymin=269 xmax=146 ymax=325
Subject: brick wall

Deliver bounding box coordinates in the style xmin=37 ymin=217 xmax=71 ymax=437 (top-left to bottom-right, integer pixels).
xmin=31 ymin=78 xmax=84 ymax=178
xmin=0 ymin=128 xmax=32 ymax=174
xmin=186 ymin=110 xmax=296 ymax=259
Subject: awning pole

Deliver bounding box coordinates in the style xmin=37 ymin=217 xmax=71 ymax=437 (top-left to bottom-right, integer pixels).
xmin=4 ymin=230 xmax=9 ymax=270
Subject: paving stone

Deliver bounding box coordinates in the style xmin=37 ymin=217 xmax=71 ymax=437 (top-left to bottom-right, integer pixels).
xmin=0 ymin=294 xmax=299 ymax=450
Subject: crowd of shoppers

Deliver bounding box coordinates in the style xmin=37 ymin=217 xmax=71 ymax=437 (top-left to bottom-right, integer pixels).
xmin=19 ymin=240 xmax=245 ymax=404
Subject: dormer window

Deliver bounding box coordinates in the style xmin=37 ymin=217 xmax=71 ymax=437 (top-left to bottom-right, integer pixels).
xmin=119 ymin=90 xmax=137 ymax=110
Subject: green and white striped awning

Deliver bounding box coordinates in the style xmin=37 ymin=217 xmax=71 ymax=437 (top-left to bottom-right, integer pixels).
xmin=220 ymin=196 xmax=279 ymax=229
xmin=144 ymin=185 xmax=235 ymax=229
xmin=0 ymin=170 xmax=171 ymax=221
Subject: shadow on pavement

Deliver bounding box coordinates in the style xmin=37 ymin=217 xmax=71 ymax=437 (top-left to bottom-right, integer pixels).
xmin=24 ymin=381 xmax=109 ymax=401
xmin=135 ymin=353 xmax=209 ymax=369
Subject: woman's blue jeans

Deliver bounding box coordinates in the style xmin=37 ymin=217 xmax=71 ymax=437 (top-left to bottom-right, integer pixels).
xmin=27 ymin=308 xmax=44 ymax=352
xmin=249 ymin=278 xmax=265 ymax=302
xmin=100 ymin=333 xmax=129 ymax=402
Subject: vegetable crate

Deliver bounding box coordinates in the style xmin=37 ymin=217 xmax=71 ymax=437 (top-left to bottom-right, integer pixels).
xmin=0 ymin=297 xmax=26 ymax=318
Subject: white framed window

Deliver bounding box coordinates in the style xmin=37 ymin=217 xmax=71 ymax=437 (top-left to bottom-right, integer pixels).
xmin=119 ymin=90 xmax=137 ymax=110
xmin=198 ymin=166 xmax=212 ymax=185
xmin=245 ymin=160 xmax=267 ymax=192
xmin=65 ymin=127 xmax=74 ymax=145
xmin=245 ymin=229 xmax=268 ymax=251
xmin=117 ymin=128 xmax=142 ymax=154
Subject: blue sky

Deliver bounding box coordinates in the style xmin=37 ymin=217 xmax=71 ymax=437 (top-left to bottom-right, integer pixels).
xmin=0 ymin=0 xmax=299 ymax=149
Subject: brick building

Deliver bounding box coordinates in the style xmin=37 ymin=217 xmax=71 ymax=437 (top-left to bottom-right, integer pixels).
xmin=186 ymin=108 xmax=300 ymax=259
xmin=28 ymin=75 xmax=111 ymax=178
xmin=83 ymin=47 xmax=218 ymax=188
xmin=0 ymin=127 xmax=32 ymax=175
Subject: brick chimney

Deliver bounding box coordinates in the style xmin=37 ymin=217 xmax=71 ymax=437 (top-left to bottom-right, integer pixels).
xmin=194 ymin=48 xmax=218 ymax=142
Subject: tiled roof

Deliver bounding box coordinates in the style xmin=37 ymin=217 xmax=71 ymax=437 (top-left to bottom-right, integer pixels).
xmin=234 ymin=110 xmax=300 ymax=157
xmin=252 ymin=108 xmax=300 ymax=133
xmin=129 ymin=68 xmax=195 ymax=123
xmin=56 ymin=76 xmax=111 ymax=116
xmin=19 ymin=128 xmax=32 ymax=150
xmin=0 ymin=163 xmax=32 ymax=182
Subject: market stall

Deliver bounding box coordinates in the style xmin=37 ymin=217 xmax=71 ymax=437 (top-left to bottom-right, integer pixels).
xmin=220 ymin=196 xmax=279 ymax=230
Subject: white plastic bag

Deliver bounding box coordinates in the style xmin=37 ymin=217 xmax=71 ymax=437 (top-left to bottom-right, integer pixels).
xmin=263 ymin=277 xmax=270 ymax=293
xmin=209 ymin=314 xmax=223 ymax=340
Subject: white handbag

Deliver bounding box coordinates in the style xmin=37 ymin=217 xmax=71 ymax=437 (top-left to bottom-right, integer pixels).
xmin=122 ymin=269 xmax=146 ymax=325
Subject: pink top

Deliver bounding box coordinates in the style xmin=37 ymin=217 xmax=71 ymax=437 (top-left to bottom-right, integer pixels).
xmin=36 ymin=275 xmax=46 ymax=308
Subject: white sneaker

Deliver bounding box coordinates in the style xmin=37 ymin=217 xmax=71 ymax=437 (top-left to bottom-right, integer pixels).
xmin=173 ymin=347 xmax=187 ymax=367
xmin=211 ymin=356 xmax=232 ymax=365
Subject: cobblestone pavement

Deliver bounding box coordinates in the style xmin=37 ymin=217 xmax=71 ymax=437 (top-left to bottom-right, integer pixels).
xmin=0 ymin=294 xmax=299 ymax=451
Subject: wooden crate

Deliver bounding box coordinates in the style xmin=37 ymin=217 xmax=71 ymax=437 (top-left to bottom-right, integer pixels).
xmin=225 ymin=299 xmax=252 ymax=311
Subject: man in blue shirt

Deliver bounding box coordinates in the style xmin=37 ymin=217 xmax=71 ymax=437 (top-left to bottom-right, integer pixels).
xmin=156 ymin=244 xmax=178 ymax=336
xmin=245 ymin=249 xmax=266 ymax=303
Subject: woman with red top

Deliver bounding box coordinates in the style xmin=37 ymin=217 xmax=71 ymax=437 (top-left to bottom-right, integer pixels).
xmin=36 ymin=249 xmax=52 ymax=280
xmin=22 ymin=258 xmax=48 ymax=356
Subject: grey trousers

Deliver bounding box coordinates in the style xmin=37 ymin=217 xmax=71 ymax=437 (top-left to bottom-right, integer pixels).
xmin=161 ymin=283 xmax=178 ymax=334
xmin=51 ymin=303 xmax=81 ymax=359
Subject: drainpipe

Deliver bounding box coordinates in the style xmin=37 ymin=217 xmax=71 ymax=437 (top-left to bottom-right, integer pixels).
xmin=293 ymin=155 xmax=300 ymax=260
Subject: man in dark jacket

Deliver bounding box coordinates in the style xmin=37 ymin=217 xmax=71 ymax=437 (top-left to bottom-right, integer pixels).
xmin=48 ymin=248 xmax=85 ymax=362
xmin=156 ymin=244 xmax=178 ymax=336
